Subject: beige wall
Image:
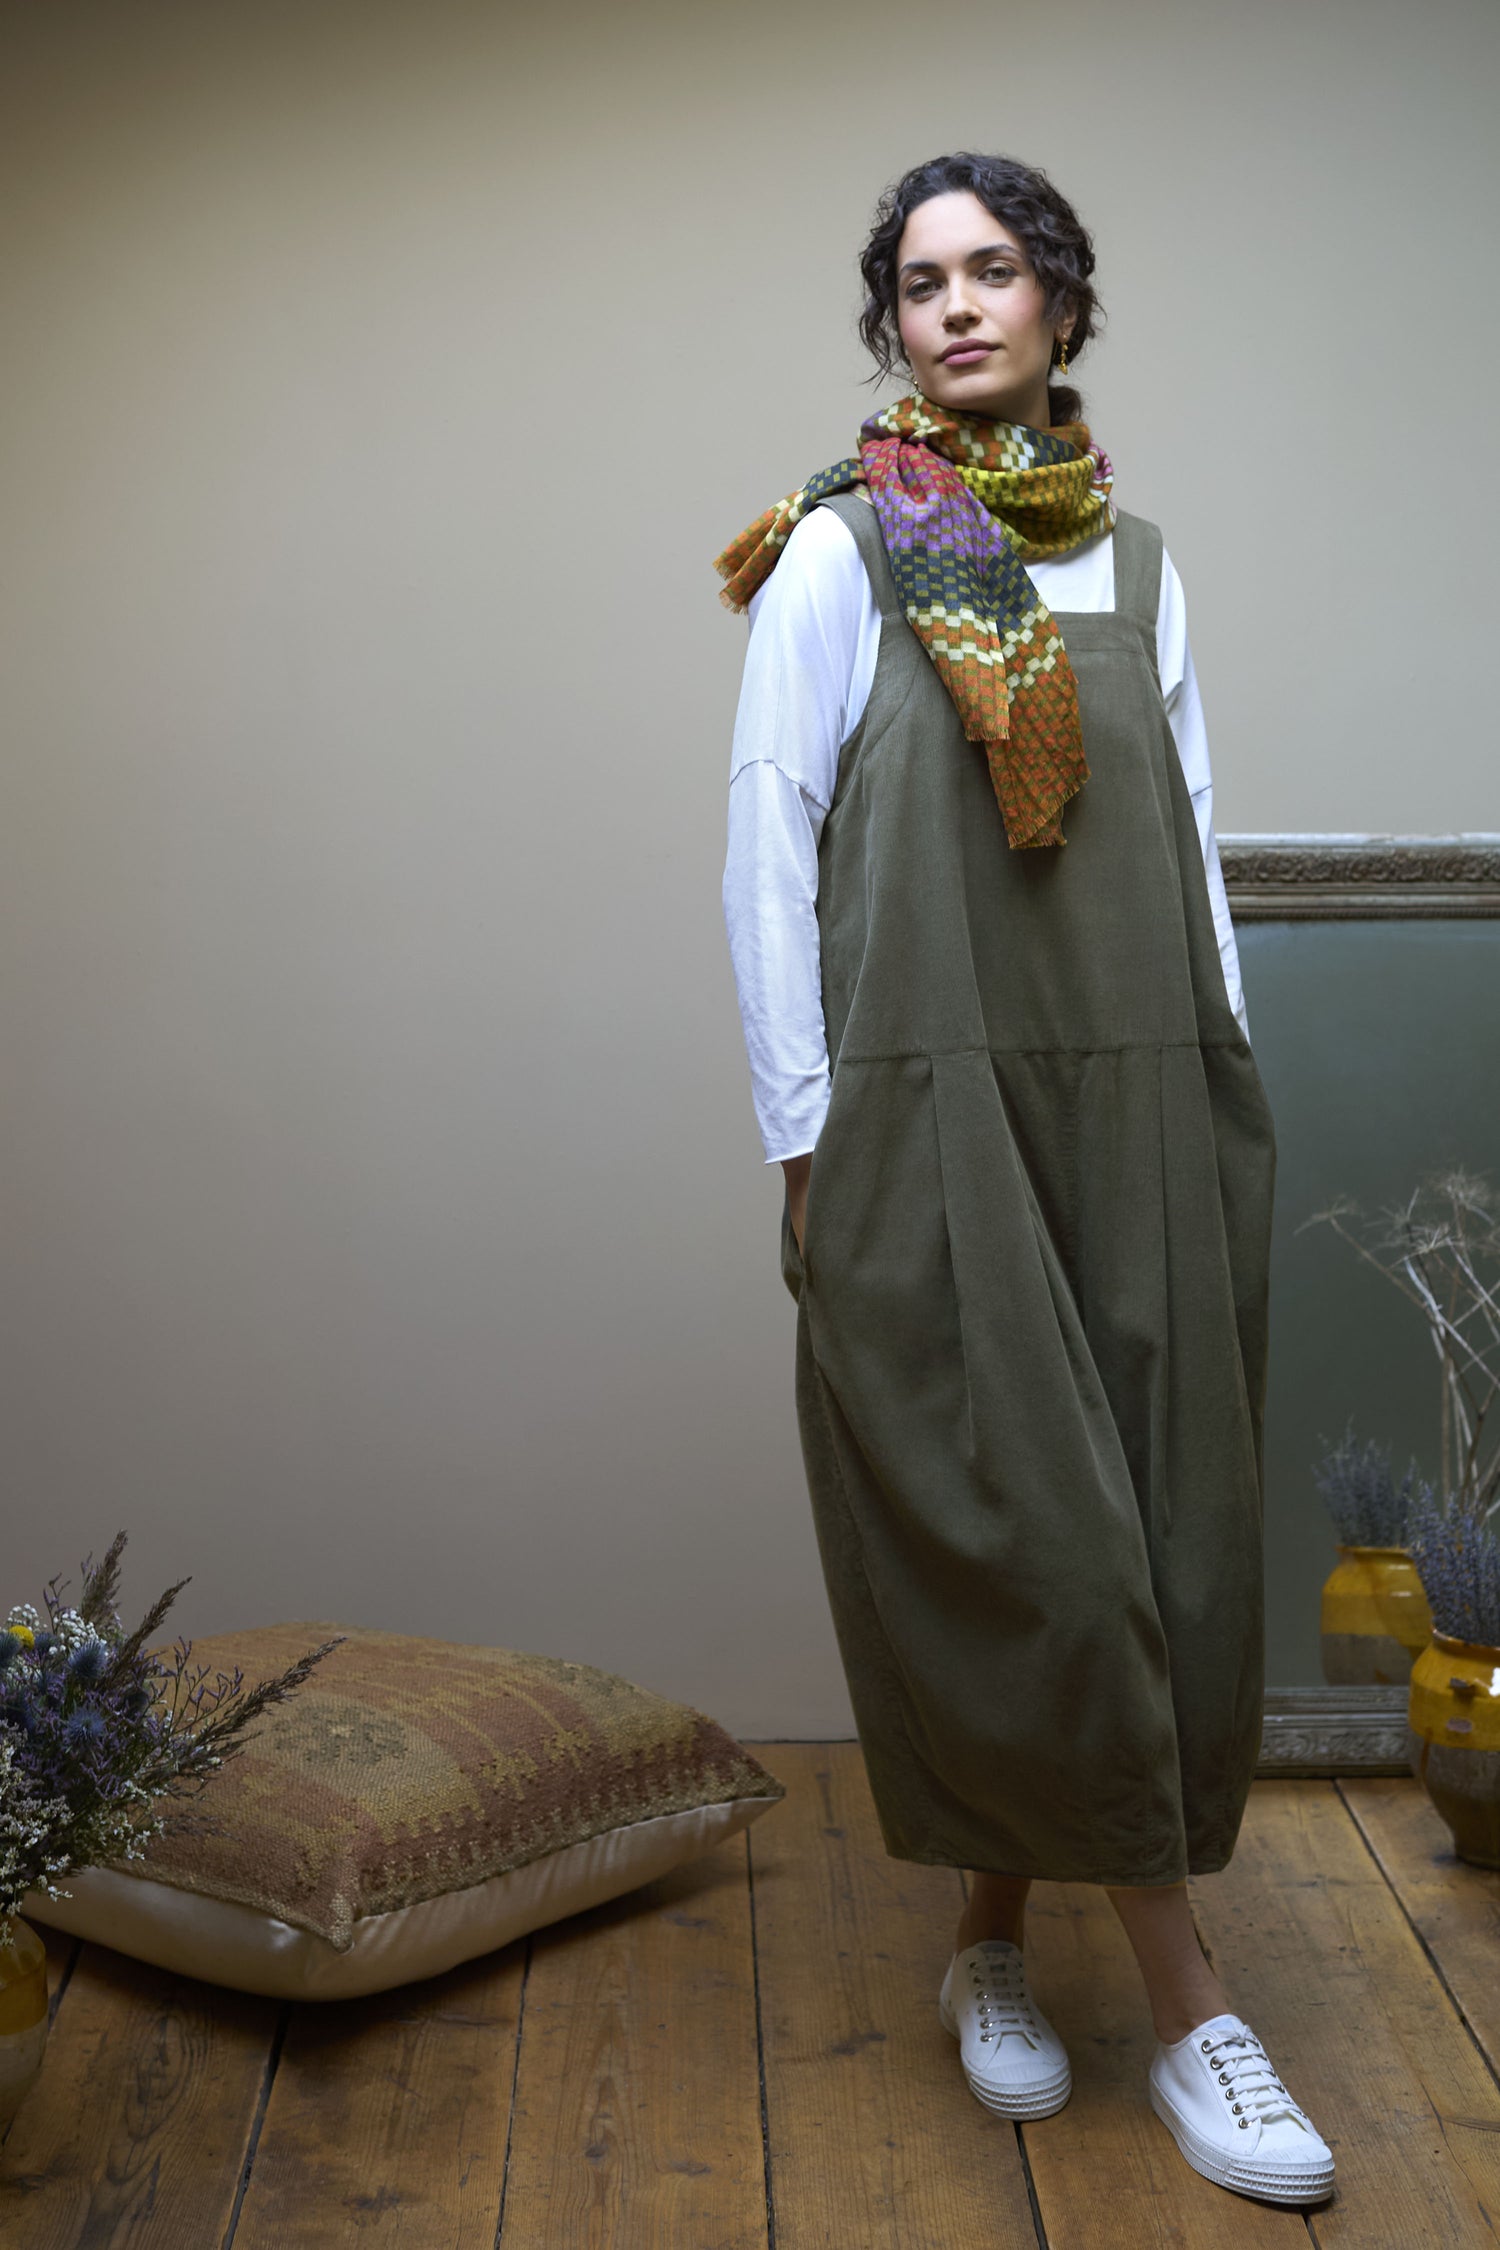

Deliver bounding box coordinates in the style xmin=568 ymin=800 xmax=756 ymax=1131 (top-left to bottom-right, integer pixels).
xmin=2 ymin=0 xmax=1495 ymax=1732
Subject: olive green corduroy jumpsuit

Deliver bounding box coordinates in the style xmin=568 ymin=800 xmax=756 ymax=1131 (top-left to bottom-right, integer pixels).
xmin=780 ymin=492 xmax=1276 ymax=1885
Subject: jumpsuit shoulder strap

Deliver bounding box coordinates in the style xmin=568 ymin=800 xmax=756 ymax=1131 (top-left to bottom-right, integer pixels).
xmin=1109 ymin=507 xmax=1164 ymax=634
xmin=810 ymin=490 xmax=905 ymax=623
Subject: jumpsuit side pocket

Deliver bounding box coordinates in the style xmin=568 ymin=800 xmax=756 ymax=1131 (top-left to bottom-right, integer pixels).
xmin=779 ymin=1125 xmax=827 ymax=1304
xmin=780 ymin=1189 xmax=804 ymax=1303
xmin=780 ymin=1072 xmax=839 ymax=1304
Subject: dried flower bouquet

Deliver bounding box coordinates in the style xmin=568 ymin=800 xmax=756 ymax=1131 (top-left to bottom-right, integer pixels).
xmin=0 ymin=1532 xmax=341 ymax=1931
xmin=1298 ymin=1166 xmax=1500 ymax=1523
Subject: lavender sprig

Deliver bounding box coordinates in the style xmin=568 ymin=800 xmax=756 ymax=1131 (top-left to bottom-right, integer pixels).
xmin=1311 ymin=1417 xmax=1421 ymax=1547
xmin=1407 ymin=1484 xmax=1500 ymax=1648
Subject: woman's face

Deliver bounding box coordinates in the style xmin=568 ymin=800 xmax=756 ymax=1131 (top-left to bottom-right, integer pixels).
xmin=894 ymin=189 xmax=1070 ymax=427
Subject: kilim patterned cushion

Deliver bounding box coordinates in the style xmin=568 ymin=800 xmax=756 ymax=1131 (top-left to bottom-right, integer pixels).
xmin=21 ymin=1622 xmax=786 ymax=2000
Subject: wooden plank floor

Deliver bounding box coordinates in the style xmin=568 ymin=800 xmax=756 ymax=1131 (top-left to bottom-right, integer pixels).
xmin=2 ymin=1755 xmax=1498 ymax=2248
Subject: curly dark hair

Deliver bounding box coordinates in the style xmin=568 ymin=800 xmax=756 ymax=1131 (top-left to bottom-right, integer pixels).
xmin=857 ymin=151 xmax=1103 ymax=425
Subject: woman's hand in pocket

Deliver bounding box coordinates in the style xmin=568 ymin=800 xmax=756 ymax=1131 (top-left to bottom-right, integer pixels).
xmin=782 ymin=1149 xmax=813 ymax=1253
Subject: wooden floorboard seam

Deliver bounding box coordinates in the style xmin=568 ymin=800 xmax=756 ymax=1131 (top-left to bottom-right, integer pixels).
xmin=490 ymin=1929 xmax=532 ymax=2249
xmin=1331 ymin=1776 xmax=1500 ymax=2096
xmin=1011 ymin=2117 xmax=1051 ymax=2249
xmin=1198 ymin=1795 xmax=1369 ymax=2244
xmin=44 ymin=1933 xmax=80 ymax=2032
xmin=951 ymin=1857 xmax=1056 ymax=2248
xmin=219 ymin=1999 xmax=291 ymax=2250
xmin=743 ymin=1823 xmax=778 ymax=2250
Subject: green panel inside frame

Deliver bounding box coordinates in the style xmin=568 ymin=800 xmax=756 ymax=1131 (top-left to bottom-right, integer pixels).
xmin=1238 ymin=918 xmax=1500 ymax=1687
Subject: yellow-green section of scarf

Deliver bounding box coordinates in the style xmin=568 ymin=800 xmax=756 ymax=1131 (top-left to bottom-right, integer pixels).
xmin=884 ymin=393 xmax=1112 ymax=558
xmin=713 ymin=401 xmax=1113 ymax=612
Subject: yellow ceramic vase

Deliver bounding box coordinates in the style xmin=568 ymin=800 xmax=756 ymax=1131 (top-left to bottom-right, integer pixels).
xmin=1407 ymin=1632 xmax=1500 ymax=1868
xmin=0 ymin=1913 xmax=49 ymax=2132
xmin=1319 ymin=1545 xmax=1433 ymax=1685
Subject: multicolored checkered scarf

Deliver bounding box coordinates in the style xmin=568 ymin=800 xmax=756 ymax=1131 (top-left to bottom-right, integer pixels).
xmin=714 ymin=394 xmax=1117 ymax=849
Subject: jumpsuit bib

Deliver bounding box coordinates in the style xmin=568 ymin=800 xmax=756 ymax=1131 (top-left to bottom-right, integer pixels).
xmin=781 ymin=491 xmax=1275 ymax=1885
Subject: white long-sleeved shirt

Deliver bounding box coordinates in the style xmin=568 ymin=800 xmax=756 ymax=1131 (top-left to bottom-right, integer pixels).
xmin=723 ymin=503 xmax=1248 ymax=1165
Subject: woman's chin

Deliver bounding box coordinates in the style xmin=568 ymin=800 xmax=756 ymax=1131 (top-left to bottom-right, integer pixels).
xmin=921 ymin=370 xmax=1028 ymax=421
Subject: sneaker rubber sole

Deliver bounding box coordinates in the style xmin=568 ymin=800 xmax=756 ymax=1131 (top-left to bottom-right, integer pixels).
xmin=1148 ymin=2075 xmax=1335 ymax=2204
xmin=937 ymin=1992 xmax=1073 ymax=2118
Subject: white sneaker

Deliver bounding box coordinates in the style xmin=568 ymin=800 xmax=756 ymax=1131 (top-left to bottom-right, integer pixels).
xmin=937 ymin=1937 xmax=1072 ymax=2117
xmin=1149 ymin=2009 xmax=1335 ymax=2204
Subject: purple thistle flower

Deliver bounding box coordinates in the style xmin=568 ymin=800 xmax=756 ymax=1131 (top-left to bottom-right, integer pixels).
xmin=65 ymin=1641 xmax=109 ymax=1687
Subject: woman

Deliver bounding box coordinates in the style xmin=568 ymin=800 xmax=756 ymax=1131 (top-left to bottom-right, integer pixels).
xmin=715 ymin=152 xmax=1335 ymax=2206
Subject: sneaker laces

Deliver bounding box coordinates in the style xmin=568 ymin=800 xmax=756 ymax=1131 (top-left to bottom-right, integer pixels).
xmin=1203 ymin=2027 xmax=1308 ymax=2129
xmin=969 ymin=1940 xmax=1039 ymax=2047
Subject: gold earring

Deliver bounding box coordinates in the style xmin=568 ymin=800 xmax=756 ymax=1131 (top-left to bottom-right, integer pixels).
xmin=1056 ymin=334 xmax=1071 ymax=377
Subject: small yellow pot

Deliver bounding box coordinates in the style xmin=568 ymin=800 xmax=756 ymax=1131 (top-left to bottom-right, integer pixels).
xmin=1320 ymin=1545 xmax=1433 ymax=1685
xmin=0 ymin=1913 xmax=49 ymax=2132
xmin=1408 ymin=1632 xmax=1500 ymax=1869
